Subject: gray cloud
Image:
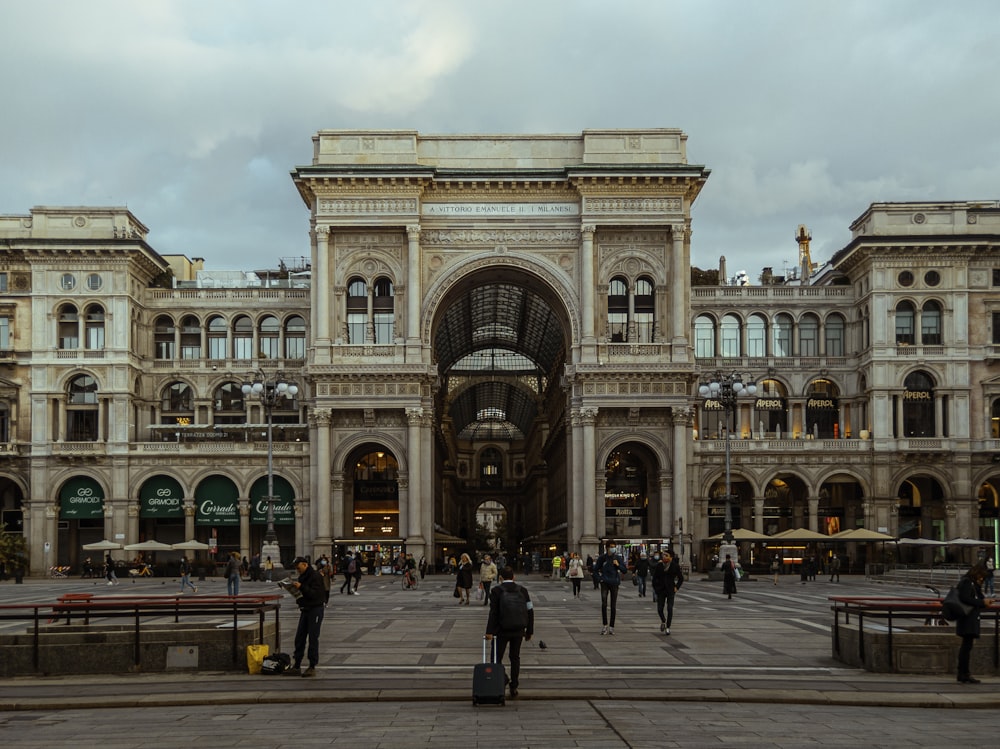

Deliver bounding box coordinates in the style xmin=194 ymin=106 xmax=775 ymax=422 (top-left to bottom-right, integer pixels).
xmin=1 ymin=0 xmax=997 ymax=279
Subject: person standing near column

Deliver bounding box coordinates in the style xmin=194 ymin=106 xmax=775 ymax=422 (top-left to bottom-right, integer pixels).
xmin=595 ymin=541 xmax=624 ymax=635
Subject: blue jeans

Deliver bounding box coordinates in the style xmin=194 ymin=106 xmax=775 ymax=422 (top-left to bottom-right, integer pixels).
xmin=294 ymin=605 xmax=325 ymax=668
xmin=180 ymin=574 xmax=196 ymax=592
xmin=637 ymin=574 xmax=647 ymax=597
xmin=227 ymin=574 xmax=240 ymax=596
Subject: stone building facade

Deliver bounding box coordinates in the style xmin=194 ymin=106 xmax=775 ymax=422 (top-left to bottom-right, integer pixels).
xmin=1 ymin=131 xmax=999 ymax=575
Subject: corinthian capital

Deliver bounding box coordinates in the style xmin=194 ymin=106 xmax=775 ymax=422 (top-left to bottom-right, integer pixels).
xmin=581 ymin=224 xmax=596 ymax=239
xmin=407 ymin=224 xmax=421 ymax=239
xmin=671 ymin=224 xmax=686 ymax=243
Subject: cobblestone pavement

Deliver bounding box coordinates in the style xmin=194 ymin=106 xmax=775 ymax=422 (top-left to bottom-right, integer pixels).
xmin=0 ymin=572 xmax=995 ymax=747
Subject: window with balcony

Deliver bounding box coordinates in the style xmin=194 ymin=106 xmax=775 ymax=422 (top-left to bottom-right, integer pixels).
xmin=180 ymin=315 xmax=201 ymax=359
xmin=634 ymin=277 xmax=655 ymax=343
xmin=207 ymin=315 xmax=227 ymax=359
xmin=346 ymin=277 xmax=368 ymax=344
xmin=259 ymin=315 xmax=280 ymax=359
xmin=694 ymin=315 xmax=715 ymax=358
xmin=720 ymin=314 xmax=741 ymax=357
xmin=902 ymin=370 xmax=935 ymax=437
xmin=67 ymin=374 xmax=98 ymax=441
xmin=84 ymin=304 xmax=105 ymax=350
xmin=161 ymin=382 xmax=194 ymax=425
xmin=373 ymin=277 xmax=395 ymax=344
xmin=825 ymin=314 xmax=845 ymax=357
xmin=607 ymin=277 xmax=628 ymax=342
xmin=773 ymin=314 xmax=793 ymax=357
xmin=285 ymin=315 xmax=306 ymax=359
xmin=58 ymin=304 xmax=79 ymax=349
xmin=921 ymin=301 xmax=941 ymax=345
xmin=895 ymin=301 xmax=915 ymax=345
xmin=799 ymin=314 xmax=819 ymax=357
xmin=747 ymin=314 xmax=767 ymax=357
xmin=233 ymin=316 xmax=253 ymax=360
xmin=0 ymin=273 xmax=7 ymax=292
xmin=213 ymin=382 xmax=246 ymax=425
xmin=154 ymin=315 xmax=175 ymax=360
xmin=0 ymin=315 xmax=9 ymax=350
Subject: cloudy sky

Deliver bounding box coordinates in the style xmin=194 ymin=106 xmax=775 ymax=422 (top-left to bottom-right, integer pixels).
xmin=2 ymin=0 xmax=997 ymax=279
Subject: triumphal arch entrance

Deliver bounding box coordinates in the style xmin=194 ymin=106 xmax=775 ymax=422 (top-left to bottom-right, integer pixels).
xmin=291 ymin=129 xmax=708 ymax=565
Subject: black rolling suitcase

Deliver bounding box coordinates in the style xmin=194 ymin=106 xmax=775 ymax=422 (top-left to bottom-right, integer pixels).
xmin=472 ymin=637 xmax=506 ymax=706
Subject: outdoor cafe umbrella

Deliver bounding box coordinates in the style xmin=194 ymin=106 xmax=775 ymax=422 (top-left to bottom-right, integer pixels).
xmin=171 ymin=540 xmax=210 ymax=551
xmin=706 ymin=528 xmax=772 ymax=542
xmin=895 ymin=537 xmax=944 ymax=546
xmin=82 ymin=540 xmax=122 ymax=551
xmin=945 ymin=537 xmax=991 ymax=547
xmin=769 ymin=527 xmax=831 ymax=542
xmin=830 ymin=528 xmax=896 ymax=542
xmin=123 ymin=540 xmax=174 ymax=552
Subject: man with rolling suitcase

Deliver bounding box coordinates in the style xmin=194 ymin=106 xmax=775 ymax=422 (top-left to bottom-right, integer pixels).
xmin=484 ymin=565 xmax=534 ymax=699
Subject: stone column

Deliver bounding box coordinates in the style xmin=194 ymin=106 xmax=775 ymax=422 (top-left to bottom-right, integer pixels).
xmin=754 ymin=496 xmax=766 ymax=534
xmin=331 ymin=476 xmax=344 ymax=540
xmin=671 ymin=225 xmax=688 ymax=352
xmin=581 ymin=407 xmax=599 ymax=545
xmin=671 ymin=406 xmax=693 ymax=540
xmin=419 ymin=408 xmax=433 ymax=561
xmin=406 ymin=225 xmax=422 ymax=357
xmin=184 ymin=498 xmax=195 ymax=541
xmin=405 ymin=407 xmax=425 ymax=549
xmin=314 ymin=409 xmax=332 ymax=541
xmin=314 ymin=226 xmax=331 ymax=363
xmin=807 ymin=496 xmax=820 ymax=532
xmin=580 ymin=225 xmax=596 ymax=355
xmin=239 ymin=498 xmax=250 ymax=560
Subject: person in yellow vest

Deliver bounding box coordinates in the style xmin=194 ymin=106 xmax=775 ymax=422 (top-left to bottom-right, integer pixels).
xmin=551 ymin=553 xmax=563 ymax=579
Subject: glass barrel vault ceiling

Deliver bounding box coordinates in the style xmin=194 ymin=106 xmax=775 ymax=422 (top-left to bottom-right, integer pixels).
xmin=435 ymin=283 xmax=565 ymax=442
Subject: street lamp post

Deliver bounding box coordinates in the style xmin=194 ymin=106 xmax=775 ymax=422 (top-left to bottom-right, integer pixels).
xmin=242 ymin=371 xmax=299 ymax=555
xmin=699 ymin=371 xmax=757 ymax=548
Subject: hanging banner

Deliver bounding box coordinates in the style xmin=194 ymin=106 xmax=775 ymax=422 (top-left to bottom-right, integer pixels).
xmin=249 ymin=475 xmax=296 ymax=525
xmin=194 ymin=475 xmax=240 ymax=526
xmin=139 ymin=476 xmax=185 ymax=519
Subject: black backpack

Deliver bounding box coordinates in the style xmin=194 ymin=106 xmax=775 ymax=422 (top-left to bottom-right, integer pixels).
xmin=498 ymin=585 xmax=529 ymax=632
xmin=260 ymin=652 xmax=291 ymax=674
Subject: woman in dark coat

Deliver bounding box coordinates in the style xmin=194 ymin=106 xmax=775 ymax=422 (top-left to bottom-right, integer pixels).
xmin=956 ymin=562 xmax=995 ymax=683
xmin=456 ymin=553 xmax=474 ymax=605
xmin=722 ymin=553 xmax=738 ymax=599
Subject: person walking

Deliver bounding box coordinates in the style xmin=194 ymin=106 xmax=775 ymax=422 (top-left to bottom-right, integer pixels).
xmin=317 ymin=556 xmax=332 ymax=605
xmin=955 ymin=562 xmax=995 ymax=683
xmin=567 ymin=552 xmax=585 ymax=598
xmin=635 ymin=551 xmax=650 ymax=598
xmin=550 ymin=552 xmax=563 ymax=579
xmin=104 ymin=553 xmax=119 ymax=586
xmin=340 ymin=552 xmax=355 ymax=595
xmin=264 ymin=555 xmax=274 ymax=582
xmin=456 ymin=553 xmax=474 ymax=605
xmin=771 ymin=554 xmax=781 ymax=585
xmin=351 ymin=551 xmax=364 ymax=594
xmin=285 ymin=556 xmax=326 ymax=678
xmin=651 ymin=548 xmax=683 ymax=634
xmin=596 ymin=541 xmax=625 ymax=634
xmin=985 ymin=557 xmax=995 ymax=596
xmin=479 ymin=554 xmax=498 ymax=605
xmin=722 ymin=553 xmax=738 ymax=599
xmin=485 ymin=565 xmax=534 ymax=699
xmin=178 ymin=556 xmax=198 ymax=594
xmin=225 ymin=551 xmax=242 ymax=596
xmin=587 ymin=554 xmax=599 ymax=590
xmin=829 ymin=555 xmax=841 ymax=583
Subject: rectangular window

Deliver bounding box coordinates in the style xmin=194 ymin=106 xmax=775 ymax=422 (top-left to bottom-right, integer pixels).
xmin=208 ymin=337 xmax=227 ymax=359
xmin=0 ymin=273 xmax=7 ymax=292
xmin=233 ymin=336 xmax=253 ymax=360
xmin=634 ymin=312 xmax=654 ymax=343
xmin=180 ymin=345 xmax=201 ymax=360
xmin=608 ymin=312 xmax=628 ymax=342
xmin=825 ymin=329 xmax=844 ymax=357
xmin=285 ymin=336 xmax=305 ymax=360
xmin=373 ymin=313 xmax=394 ymax=345
xmin=993 ymin=313 xmax=1000 ymax=344
xmin=0 ymin=316 xmax=8 ymax=349
xmin=993 ymin=269 xmax=1000 ymax=287
xmin=799 ymin=326 xmax=818 ymax=357
xmin=347 ymin=313 xmax=367 ymax=344
xmin=156 ymin=341 xmax=175 ymax=359
xmin=86 ymin=327 xmax=105 ymax=350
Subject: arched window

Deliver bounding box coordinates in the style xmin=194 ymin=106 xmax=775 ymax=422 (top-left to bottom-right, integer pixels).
xmin=755 ymin=378 xmax=788 ymax=435
xmin=825 ymin=314 xmax=845 ymax=357
xmin=480 ymin=447 xmax=503 ymax=488
xmin=799 ymin=313 xmax=819 ymax=357
xmin=213 ymin=382 xmax=246 ymax=425
xmin=67 ymin=374 xmax=98 ymax=441
xmin=180 ymin=315 xmax=200 ymax=359
xmin=721 ymin=314 xmax=741 ymax=357
xmin=373 ymin=277 xmax=395 ymax=344
xmin=285 ymin=315 xmax=306 ymax=359
xmin=607 ymin=277 xmax=628 ymax=342
xmin=902 ymin=370 xmax=935 ymax=437
xmin=58 ymin=304 xmax=79 ymax=350
xmin=694 ymin=315 xmax=715 ymax=358
xmin=921 ymin=301 xmax=942 ymax=345
xmin=154 ymin=315 xmax=175 ymax=360
xmin=991 ymin=398 xmax=1000 ymax=439
xmin=0 ymin=402 xmax=9 ymax=442
xmin=347 ymin=277 xmax=368 ymax=344
xmin=233 ymin=316 xmax=253 ymax=360
xmin=259 ymin=315 xmax=280 ymax=359
xmin=773 ymin=313 xmax=793 ymax=357
xmin=84 ymin=304 xmax=105 ymax=350
xmin=634 ymin=276 xmax=655 ymax=343
xmin=207 ymin=315 xmax=227 ymax=360
xmin=805 ymin=379 xmax=840 ymax=438
xmin=161 ymin=382 xmax=194 ymax=423
xmin=747 ymin=314 xmax=767 ymax=357
xmin=895 ymin=301 xmax=915 ymax=345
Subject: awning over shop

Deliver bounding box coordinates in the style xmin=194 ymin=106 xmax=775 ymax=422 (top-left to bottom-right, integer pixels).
xmin=194 ymin=475 xmax=240 ymax=526
xmin=139 ymin=475 xmax=185 ymax=519
xmin=249 ymin=475 xmax=295 ymax=525
xmin=59 ymin=476 xmax=105 ymax=520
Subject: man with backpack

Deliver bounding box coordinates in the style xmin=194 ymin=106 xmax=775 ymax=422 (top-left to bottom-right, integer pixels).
xmin=595 ymin=541 xmax=625 ymax=635
xmin=485 ymin=565 xmax=534 ymax=699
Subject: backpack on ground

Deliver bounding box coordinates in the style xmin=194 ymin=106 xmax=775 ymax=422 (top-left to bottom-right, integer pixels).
xmin=260 ymin=652 xmax=291 ymax=674
xmin=498 ymin=584 xmax=529 ymax=632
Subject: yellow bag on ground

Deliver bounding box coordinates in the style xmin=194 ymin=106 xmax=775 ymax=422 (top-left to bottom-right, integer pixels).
xmin=246 ymin=643 xmax=270 ymax=675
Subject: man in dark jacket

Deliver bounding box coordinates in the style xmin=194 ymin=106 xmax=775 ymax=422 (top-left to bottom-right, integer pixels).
xmin=651 ymin=549 xmax=683 ymax=634
xmin=485 ymin=565 xmax=534 ymax=698
xmin=286 ymin=556 xmax=326 ymax=677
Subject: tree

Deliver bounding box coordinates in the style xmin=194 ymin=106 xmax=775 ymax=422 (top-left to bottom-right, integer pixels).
xmin=0 ymin=523 xmax=28 ymax=575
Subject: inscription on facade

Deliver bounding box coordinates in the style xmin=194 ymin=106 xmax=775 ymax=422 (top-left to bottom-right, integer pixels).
xmin=422 ymin=202 xmax=579 ymax=217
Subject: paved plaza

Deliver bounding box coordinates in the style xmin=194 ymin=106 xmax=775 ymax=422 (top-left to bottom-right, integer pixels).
xmin=0 ymin=571 xmax=996 ymax=747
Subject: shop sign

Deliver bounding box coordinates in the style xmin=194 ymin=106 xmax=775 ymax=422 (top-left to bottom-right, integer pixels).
xmin=806 ymin=398 xmax=838 ymax=410
xmin=755 ymin=398 xmax=786 ymax=411
xmin=251 ymin=497 xmax=295 ymax=525
xmin=604 ymin=507 xmax=647 ymax=517
xmin=59 ymin=477 xmax=104 ymax=519
xmin=140 ymin=477 xmax=184 ymax=518
xmin=196 ymin=498 xmax=239 ymax=526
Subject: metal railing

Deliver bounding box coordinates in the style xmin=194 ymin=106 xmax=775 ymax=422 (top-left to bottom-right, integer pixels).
xmin=830 ymin=595 xmax=1000 ymax=672
xmin=0 ymin=593 xmax=283 ymax=672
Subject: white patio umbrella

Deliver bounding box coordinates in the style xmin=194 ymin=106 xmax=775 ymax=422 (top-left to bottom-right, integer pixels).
xmin=946 ymin=537 xmax=990 ymax=547
xmin=895 ymin=538 xmax=945 ymax=546
xmin=706 ymin=528 xmax=772 ymax=542
xmin=769 ymin=527 xmax=832 ymax=542
xmin=82 ymin=540 xmax=122 ymax=551
xmin=123 ymin=540 xmax=174 ymax=552
xmin=171 ymin=540 xmax=210 ymax=551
